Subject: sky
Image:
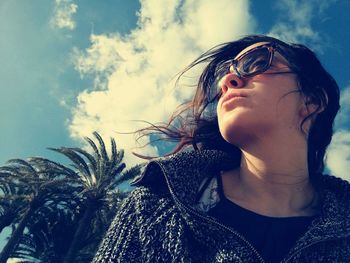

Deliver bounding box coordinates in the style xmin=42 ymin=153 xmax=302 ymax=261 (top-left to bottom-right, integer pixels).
xmin=0 ymin=0 xmax=350 ymax=258
xmin=1 ymin=0 xmax=350 ymax=182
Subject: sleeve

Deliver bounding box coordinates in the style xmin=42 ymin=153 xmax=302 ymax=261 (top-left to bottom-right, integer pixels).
xmin=92 ymin=190 xmax=143 ymax=263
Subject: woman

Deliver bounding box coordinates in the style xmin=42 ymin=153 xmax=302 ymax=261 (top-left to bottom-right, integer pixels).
xmin=93 ymin=35 xmax=350 ymax=262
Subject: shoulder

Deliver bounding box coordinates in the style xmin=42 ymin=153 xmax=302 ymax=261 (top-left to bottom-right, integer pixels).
xmin=320 ymin=174 xmax=350 ymax=219
xmin=93 ymin=187 xmax=177 ymax=262
xmin=126 ymin=185 xmax=174 ymax=212
xmin=321 ymin=174 xmax=350 ymax=200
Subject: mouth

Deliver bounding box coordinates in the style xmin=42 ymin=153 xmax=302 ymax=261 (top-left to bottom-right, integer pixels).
xmin=221 ymin=93 xmax=247 ymax=106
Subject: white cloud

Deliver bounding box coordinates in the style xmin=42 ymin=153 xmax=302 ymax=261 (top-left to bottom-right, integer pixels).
xmin=69 ymin=0 xmax=256 ymax=165
xmin=325 ymin=86 xmax=350 ymax=181
xmin=51 ymin=0 xmax=78 ymax=30
xmin=326 ymin=130 xmax=350 ymax=182
xmin=334 ymin=86 xmax=350 ymax=128
xmin=7 ymin=259 xmax=23 ymax=263
xmin=268 ymin=0 xmax=335 ymax=45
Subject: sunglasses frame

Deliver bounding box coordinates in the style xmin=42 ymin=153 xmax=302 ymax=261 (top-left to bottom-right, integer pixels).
xmin=229 ymin=42 xmax=292 ymax=78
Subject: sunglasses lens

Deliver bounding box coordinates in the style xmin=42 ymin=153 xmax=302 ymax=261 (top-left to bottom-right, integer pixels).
xmin=236 ymin=47 xmax=271 ymax=77
xmin=215 ymin=61 xmax=232 ymax=82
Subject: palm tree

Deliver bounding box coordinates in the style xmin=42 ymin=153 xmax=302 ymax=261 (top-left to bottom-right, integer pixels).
xmin=12 ymin=208 xmax=80 ymax=263
xmin=0 ymin=132 xmax=141 ymax=262
xmin=0 ymin=157 xmax=80 ymax=263
xmin=48 ymin=132 xmax=142 ymax=263
xmin=0 ymin=176 xmax=28 ymax=234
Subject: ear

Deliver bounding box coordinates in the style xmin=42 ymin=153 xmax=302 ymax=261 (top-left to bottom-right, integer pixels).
xmin=299 ymin=91 xmax=328 ymax=118
xmin=299 ymin=101 xmax=316 ymax=118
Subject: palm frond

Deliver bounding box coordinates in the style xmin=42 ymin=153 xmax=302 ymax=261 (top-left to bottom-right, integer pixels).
xmin=68 ymin=148 xmax=97 ymax=176
xmin=0 ymin=166 xmax=25 ymax=178
xmin=96 ymin=163 xmax=126 ymax=191
xmin=93 ymin=132 xmax=108 ymax=162
xmin=115 ymin=149 xmax=125 ymax=167
xmin=28 ymin=157 xmax=77 ymax=178
xmin=5 ymin=159 xmax=39 ymax=178
xmin=84 ymin=136 xmax=101 ymax=161
xmin=48 ymin=147 xmax=92 ymax=179
xmin=99 ymin=137 xmax=118 ymax=183
xmin=109 ymin=164 xmax=142 ymax=189
xmin=110 ymin=138 xmax=117 ymax=166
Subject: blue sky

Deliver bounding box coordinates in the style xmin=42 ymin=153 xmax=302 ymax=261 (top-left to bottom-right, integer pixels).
xmin=1 ymin=0 xmax=350 ymax=180
xmin=1 ymin=0 xmax=350 ymax=257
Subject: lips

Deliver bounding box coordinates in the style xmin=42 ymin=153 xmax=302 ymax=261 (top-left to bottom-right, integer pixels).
xmin=221 ymin=92 xmax=247 ymax=106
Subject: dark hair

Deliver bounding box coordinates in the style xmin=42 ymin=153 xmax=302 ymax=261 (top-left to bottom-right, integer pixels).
xmin=135 ymin=35 xmax=340 ymax=182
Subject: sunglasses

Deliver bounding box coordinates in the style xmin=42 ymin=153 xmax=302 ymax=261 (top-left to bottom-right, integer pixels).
xmin=216 ymin=42 xmax=295 ymax=80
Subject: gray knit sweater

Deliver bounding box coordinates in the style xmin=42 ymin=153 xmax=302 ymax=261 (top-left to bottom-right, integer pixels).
xmin=93 ymin=150 xmax=350 ymax=262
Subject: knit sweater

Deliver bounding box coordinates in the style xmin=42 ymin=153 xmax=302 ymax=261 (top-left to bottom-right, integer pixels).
xmin=92 ymin=150 xmax=350 ymax=263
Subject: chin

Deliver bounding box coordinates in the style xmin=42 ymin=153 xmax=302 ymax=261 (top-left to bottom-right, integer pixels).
xmin=219 ymin=121 xmax=262 ymax=148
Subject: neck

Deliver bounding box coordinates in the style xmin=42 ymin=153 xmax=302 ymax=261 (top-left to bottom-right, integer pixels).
xmin=222 ymin=129 xmax=319 ymax=217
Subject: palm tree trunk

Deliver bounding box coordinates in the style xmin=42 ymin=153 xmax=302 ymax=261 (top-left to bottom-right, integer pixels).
xmin=63 ymin=203 xmax=95 ymax=263
xmin=0 ymin=207 xmax=32 ymax=263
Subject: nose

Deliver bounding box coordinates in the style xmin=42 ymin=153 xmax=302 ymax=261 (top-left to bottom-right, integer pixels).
xmin=220 ymin=73 xmax=245 ymax=94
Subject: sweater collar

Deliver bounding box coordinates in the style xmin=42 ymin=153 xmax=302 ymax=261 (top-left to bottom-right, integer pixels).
xmin=132 ymin=149 xmax=350 ymax=240
xmin=132 ymin=149 xmax=233 ymax=207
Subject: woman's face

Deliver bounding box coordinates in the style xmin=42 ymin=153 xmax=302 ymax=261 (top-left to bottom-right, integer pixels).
xmin=216 ymin=42 xmax=307 ymax=146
